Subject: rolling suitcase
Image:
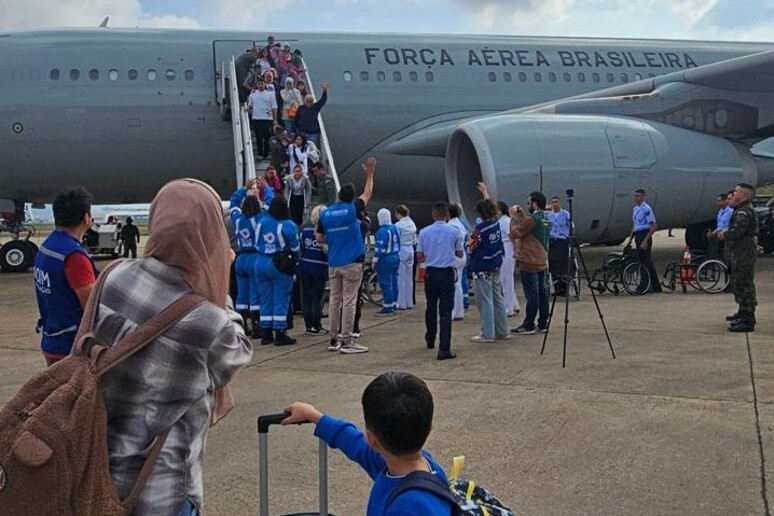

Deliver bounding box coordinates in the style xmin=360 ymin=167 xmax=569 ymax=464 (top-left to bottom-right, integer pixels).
xmin=257 ymin=413 xmax=333 ymax=516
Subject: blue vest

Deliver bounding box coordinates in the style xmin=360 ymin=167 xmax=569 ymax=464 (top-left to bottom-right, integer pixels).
xmin=468 ymin=218 xmax=504 ymax=273
xmin=319 ymin=202 xmax=363 ymax=267
xmin=299 ymin=224 xmax=328 ymax=277
xmin=256 ymin=215 xmax=300 ymax=255
xmin=234 ymin=212 xmax=263 ymax=251
xmin=374 ymin=225 xmax=400 ymax=259
xmin=34 ymin=230 xmax=97 ymax=356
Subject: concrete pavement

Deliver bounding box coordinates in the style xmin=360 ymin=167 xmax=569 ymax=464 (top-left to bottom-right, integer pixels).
xmin=0 ymin=231 xmax=771 ymax=515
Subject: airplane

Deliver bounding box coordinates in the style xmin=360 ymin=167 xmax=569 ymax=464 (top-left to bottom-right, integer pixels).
xmin=2 ymin=27 xmax=774 ymax=271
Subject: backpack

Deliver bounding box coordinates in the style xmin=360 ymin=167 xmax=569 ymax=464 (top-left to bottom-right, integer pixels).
xmin=0 ymin=260 xmax=205 ymax=515
xmin=386 ymin=456 xmax=514 ymax=516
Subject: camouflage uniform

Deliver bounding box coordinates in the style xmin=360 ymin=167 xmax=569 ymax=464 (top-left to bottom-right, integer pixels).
xmin=725 ymin=200 xmax=758 ymax=320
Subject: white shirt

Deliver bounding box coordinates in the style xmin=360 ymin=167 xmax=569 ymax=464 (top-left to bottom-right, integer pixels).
xmin=395 ymin=217 xmax=418 ymax=247
xmin=448 ymin=217 xmax=469 ymax=240
xmin=247 ymin=89 xmax=277 ymax=121
xmin=498 ymin=215 xmax=511 ymax=243
xmin=289 ymin=145 xmax=309 ymax=174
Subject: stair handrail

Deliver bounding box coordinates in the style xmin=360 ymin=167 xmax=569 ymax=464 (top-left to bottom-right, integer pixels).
xmin=227 ymin=57 xmax=256 ymax=186
xmin=300 ymin=58 xmax=340 ymax=192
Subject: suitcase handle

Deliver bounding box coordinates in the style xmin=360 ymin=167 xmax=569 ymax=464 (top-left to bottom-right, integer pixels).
xmin=257 ymin=412 xmax=311 ymax=434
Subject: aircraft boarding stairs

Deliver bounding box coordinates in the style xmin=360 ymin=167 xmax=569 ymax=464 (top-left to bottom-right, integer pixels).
xmin=216 ymin=55 xmax=340 ymax=205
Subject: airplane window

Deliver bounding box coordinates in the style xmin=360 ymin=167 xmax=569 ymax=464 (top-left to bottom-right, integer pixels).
xmin=165 ymin=69 xmax=176 ymax=81
xmin=360 ymin=71 xmax=369 ymax=81
xmin=50 ymin=69 xmax=60 ymax=81
xmin=184 ymin=69 xmax=195 ymax=81
xmin=393 ymin=71 xmax=403 ymax=82
xmin=578 ymin=72 xmax=586 ymax=83
xmin=128 ymin=69 xmax=138 ymax=81
xmin=30 ymin=69 xmax=41 ymax=81
xmin=377 ymin=71 xmax=386 ymax=82
xmin=563 ymin=72 xmax=571 ymax=82
xmin=487 ymin=71 xmax=496 ymax=82
xmin=147 ymin=70 xmax=157 ymax=81
xmin=108 ymin=69 xmax=118 ymax=81
xmin=606 ymin=72 xmax=614 ymax=83
xmin=549 ymin=72 xmax=557 ymax=83
xmin=89 ymin=69 xmax=99 ymax=81
xmin=534 ymin=72 xmax=542 ymax=83
xmin=592 ymin=72 xmax=600 ymax=83
xmin=69 ymin=69 xmax=80 ymax=81
xmin=621 ymin=72 xmax=629 ymax=82
xmin=634 ymin=73 xmax=643 ymax=81
xmin=425 ymin=71 xmax=434 ymax=82
xmin=343 ymin=71 xmax=352 ymax=82
xmin=503 ymin=72 xmax=512 ymax=82
xmin=409 ymin=71 xmax=418 ymax=82
xmin=518 ymin=72 xmax=526 ymax=82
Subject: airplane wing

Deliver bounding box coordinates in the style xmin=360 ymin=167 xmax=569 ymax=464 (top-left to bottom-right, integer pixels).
xmin=385 ymin=48 xmax=774 ymax=157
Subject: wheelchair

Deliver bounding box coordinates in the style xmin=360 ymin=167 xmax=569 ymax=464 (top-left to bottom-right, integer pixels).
xmin=590 ymin=247 xmax=651 ymax=296
xmin=661 ymin=250 xmax=729 ymax=294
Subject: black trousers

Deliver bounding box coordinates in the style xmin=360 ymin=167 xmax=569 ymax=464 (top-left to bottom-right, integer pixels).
xmin=300 ymin=273 xmax=326 ymax=330
xmin=634 ymin=230 xmax=661 ymax=292
xmin=290 ymin=194 xmax=305 ymax=226
xmin=548 ymin=238 xmax=569 ymax=294
xmin=424 ymin=267 xmax=455 ymax=353
xmin=122 ymin=241 xmax=137 ymax=259
xmin=251 ymin=119 xmax=273 ymax=158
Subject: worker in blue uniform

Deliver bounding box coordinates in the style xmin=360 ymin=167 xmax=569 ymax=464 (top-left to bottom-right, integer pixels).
xmin=373 ymin=208 xmax=401 ymax=316
xmin=230 ymin=182 xmax=264 ymax=338
xmin=254 ymin=195 xmax=300 ymax=346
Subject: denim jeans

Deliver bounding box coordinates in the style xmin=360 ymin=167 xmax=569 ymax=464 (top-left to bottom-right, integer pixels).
xmin=473 ymin=273 xmax=509 ymax=339
xmin=520 ymin=269 xmax=549 ymax=330
xmin=176 ymin=499 xmax=198 ymax=516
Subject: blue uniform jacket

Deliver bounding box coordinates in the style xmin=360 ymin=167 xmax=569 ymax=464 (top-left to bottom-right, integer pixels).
xmin=468 ymin=218 xmax=504 ymax=273
xmin=374 ymin=225 xmax=400 ymax=263
xmin=299 ymin=224 xmax=328 ymax=278
xmin=230 ymin=187 xmax=263 ymax=251
xmin=256 ymin=215 xmax=300 ymax=255
xmin=314 ymin=415 xmax=452 ymax=516
xmin=319 ymin=202 xmax=363 ymax=267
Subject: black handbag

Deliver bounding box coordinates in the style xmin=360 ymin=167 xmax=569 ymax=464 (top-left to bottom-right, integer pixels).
xmin=272 ymin=249 xmax=298 ymax=276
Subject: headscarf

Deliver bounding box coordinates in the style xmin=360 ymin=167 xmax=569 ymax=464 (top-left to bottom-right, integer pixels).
xmin=144 ymin=179 xmax=235 ymax=424
xmin=377 ymin=208 xmax=392 ymax=227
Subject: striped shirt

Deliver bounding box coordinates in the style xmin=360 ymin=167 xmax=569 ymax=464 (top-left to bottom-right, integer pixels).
xmin=91 ymin=258 xmax=253 ymax=515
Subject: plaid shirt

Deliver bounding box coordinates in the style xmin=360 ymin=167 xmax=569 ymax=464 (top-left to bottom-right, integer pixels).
xmin=90 ymin=258 xmax=253 ymax=515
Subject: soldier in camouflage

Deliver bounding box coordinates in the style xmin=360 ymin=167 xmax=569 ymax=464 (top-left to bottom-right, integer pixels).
xmin=719 ymin=183 xmax=758 ymax=333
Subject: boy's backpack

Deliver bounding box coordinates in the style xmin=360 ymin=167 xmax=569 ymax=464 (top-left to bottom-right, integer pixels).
xmin=386 ymin=456 xmax=514 ymax=516
xmin=0 ymin=260 xmax=205 ymax=515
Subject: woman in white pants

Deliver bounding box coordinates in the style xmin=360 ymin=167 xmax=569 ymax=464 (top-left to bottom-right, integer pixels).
xmin=394 ymin=205 xmax=417 ymax=310
xmin=447 ymin=204 xmax=470 ymax=320
xmin=497 ymin=201 xmax=521 ymax=316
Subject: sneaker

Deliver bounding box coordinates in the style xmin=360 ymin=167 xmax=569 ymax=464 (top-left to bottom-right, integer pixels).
xmin=340 ymin=342 xmax=370 ymax=354
xmin=327 ymin=338 xmax=342 ymax=352
xmin=306 ymin=327 xmax=330 ymax=336
xmin=496 ymin=334 xmax=512 ymax=340
xmin=510 ymin=325 xmax=536 ymax=335
xmin=351 ymin=332 xmax=362 ymax=339
xmin=536 ymin=327 xmax=548 ymax=334
xmin=375 ymin=309 xmax=397 ymax=317
xmin=470 ymin=335 xmax=495 ymax=343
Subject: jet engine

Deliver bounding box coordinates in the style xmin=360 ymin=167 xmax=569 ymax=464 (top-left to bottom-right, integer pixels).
xmin=445 ymin=114 xmax=758 ymax=243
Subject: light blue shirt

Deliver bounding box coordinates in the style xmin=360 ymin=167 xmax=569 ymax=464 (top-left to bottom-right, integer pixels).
xmin=547 ymin=209 xmax=571 ymax=239
xmin=417 ymin=221 xmax=463 ymax=268
xmin=633 ymin=202 xmax=656 ymax=232
xmin=716 ymin=206 xmax=733 ymax=231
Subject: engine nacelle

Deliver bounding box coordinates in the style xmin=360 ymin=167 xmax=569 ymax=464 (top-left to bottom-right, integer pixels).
xmin=445 ymin=114 xmax=757 ymax=243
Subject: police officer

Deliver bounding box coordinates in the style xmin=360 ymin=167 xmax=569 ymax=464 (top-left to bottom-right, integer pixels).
xmin=373 ymin=208 xmax=401 ymax=316
xmin=120 ymin=216 xmax=141 ymax=258
xmin=230 ymin=181 xmax=264 ymax=338
xmin=34 ymin=187 xmax=98 ymax=366
xmin=546 ymin=195 xmax=571 ymax=296
xmin=417 ymin=202 xmax=464 ymax=360
xmin=254 ymin=195 xmax=300 ymax=346
xmin=626 ymin=188 xmax=662 ymax=293
xmin=719 ymin=183 xmax=759 ymax=332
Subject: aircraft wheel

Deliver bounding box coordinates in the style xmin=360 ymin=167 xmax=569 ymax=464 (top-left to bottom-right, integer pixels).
xmin=21 ymin=241 xmax=37 ymax=267
xmin=0 ymin=240 xmax=33 ymax=272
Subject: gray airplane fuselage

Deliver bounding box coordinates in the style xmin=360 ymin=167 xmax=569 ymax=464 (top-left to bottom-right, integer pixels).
xmin=1 ymin=29 xmax=771 ymax=236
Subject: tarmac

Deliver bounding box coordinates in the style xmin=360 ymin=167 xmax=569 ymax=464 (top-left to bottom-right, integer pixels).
xmin=0 ymin=230 xmax=772 ymax=516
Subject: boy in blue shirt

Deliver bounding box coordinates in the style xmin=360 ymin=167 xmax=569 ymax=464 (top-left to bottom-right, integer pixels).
xmin=282 ymin=372 xmax=453 ymax=516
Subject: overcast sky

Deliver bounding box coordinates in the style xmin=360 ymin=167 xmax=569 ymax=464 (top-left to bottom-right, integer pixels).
xmin=2 ymin=0 xmax=774 ymax=42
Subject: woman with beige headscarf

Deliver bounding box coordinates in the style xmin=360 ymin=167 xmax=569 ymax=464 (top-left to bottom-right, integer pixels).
xmin=92 ymin=179 xmax=253 ymax=516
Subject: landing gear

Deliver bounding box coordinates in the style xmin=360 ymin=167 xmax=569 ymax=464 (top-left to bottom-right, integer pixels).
xmin=0 ymin=200 xmax=37 ymax=272
xmin=685 ymin=220 xmax=713 ymax=251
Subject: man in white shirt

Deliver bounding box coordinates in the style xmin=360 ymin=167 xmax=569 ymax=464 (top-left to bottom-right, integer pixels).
xmin=447 ymin=204 xmax=469 ymax=320
xmin=246 ymin=78 xmax=278 ymax=159
xmin=395 ymin=205 xmax=417 ymax=310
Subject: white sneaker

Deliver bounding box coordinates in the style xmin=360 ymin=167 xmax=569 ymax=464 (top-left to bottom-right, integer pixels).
xmin=340 ymin=342 xmax=369 ymax=354
xmin=327 ymin=338 xmax=342 ymax=352
xmin=470 ymin=335 xmax=495 ymax=343
xmin=351 ymin=332 xmax=362 ymax=339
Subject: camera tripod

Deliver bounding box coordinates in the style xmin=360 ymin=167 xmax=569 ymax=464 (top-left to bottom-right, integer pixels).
xmin=540 ymin=189 xmax=616 ymax=367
